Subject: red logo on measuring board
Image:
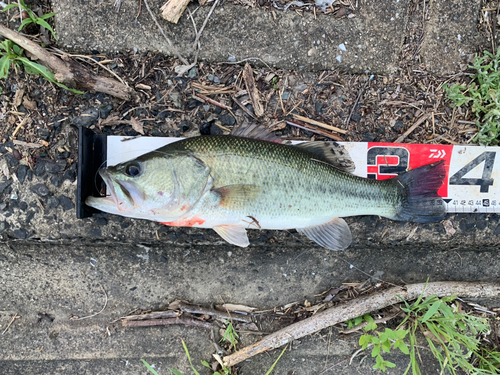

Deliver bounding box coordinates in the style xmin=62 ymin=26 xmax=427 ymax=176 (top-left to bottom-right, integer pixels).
xmin=367 ymin=143 xmax=452 ymax=197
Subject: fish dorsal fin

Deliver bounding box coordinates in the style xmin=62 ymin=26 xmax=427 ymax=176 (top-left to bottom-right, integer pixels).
xmin=213 ymin=184 xmax=261 ymax=210
xmin=231 ymin=121 xmax=283 ymax=143
xmin=296 ymin=217 xmax=352 ymax=251
xmin=213 ymin=225 xmax=250 ymax=247
xmin=295 ymin=141 xmax=355 ymax=172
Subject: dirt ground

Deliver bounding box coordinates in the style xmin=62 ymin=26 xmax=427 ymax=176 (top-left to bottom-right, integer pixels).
xmin=0 ymin=0 xmax=500 ymax=374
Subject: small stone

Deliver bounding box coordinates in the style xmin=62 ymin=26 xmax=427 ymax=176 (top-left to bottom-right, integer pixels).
xmin=46 ymin=196 xmax=59 ymax=208
xmin=30 ymin=183 xmax=50 ymax=197
xmin=0 ymin=202 xmax=7 ymax=211
xmin=33 ymin=161 xmax=46 ymax=176
xmin=72 ymin=108 xmax=99 ymax=128
xmin=0 ymin=179 xmax=12 ymax=194
xmin=4 ymin=154 xmax=19 ymax=168
xmin=158 ymin=110 xmax=172 ymax=120
xmin=16 ymin=165 xmax=28 ymax=185
xmin=13 ymin=228 xmax=27 ymax=239
xmin=210 ymin=125 xmax=224 ymax=135
xmin=45 ymin=161 xmax=67 ymax=174
xmin=59 ymin=195 xmax=74 ymax=211
xmin=351 ymin=112 xmax=362 ymax=123
xmin=315 ymin=102 xmax=323 ymax=114
xmin=0 ymin=221 xmax=9 ymax=231
xmin=180 ymin=120 xmax=190 ymax=132
xmin=95 ymin=217 xmax=108 ymax=226
xmin=281 ymin=92 xmax=291 ymax=100
xmin=19 ymin=201 xmax=27 ymax=211
xmin=187 ymin=67 xmax=197 ymax=79
xmin=50 ymin=174 xmax=63 ymax=188
xmin=63 ymin=169 xmax=76 ymax=182
xmin=219 ymin=114 xmax=236 ymax=126
xmin=200 ymin=122 xmax=212 ymax=135
xmin=394 ymin=120 xmax=404 ymax=130
xmin=494 ymin=224 xmax=500 ymax=235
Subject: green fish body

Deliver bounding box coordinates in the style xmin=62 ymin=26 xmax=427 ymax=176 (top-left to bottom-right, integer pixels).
xmin=86 ymin=136 xmax=446 ymax=250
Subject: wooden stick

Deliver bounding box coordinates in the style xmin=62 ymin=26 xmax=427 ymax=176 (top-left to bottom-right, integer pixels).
xmin=0 ymin=24 xmax=135 ymax=101
xmin=179 ymin=302 xmax=252 ymax=323
xmin=292 ymin=114 xmax=347 ymax=134
xmin=394 ymin=112 xmax=431 ymax=143
xmin=242 ymin=63 xmax=264 ymax=117
xmin=223 ymin=282 xmax=500 ymax=367
xmin=122 ymin=311 xmax=178 ymax=321
xmin=161 ymin=0 xmax=192 ymax=24
xmin=286 ymin=120 xmax=343 ymax=141
xmin=122 ymin=316 xmax=212 ymax=329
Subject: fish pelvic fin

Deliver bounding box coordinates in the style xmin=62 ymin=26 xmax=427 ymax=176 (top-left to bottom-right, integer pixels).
xmin=297 ymin=217 xmax=352 ymax=251
xmin=213 ymin=225 xmax=250 ymax=247
xmin=391 ymin=160 xmax=446 ymax=223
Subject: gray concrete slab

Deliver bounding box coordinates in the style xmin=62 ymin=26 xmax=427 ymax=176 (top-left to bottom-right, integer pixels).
xmin=51 ymin=0 xmax=411 ymax=74
xmin=3 ymin=240 xmax=493 ymax=374
xmin=422 ymin=0 xmax=483 ymax=74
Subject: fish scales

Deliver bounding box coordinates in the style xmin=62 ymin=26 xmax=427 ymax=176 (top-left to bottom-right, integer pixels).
xmin=163 ymin=136 xmax=402 ymax=227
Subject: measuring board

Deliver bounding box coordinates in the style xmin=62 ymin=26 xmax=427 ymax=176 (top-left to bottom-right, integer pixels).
xmin=102 ymin=136 xmax=500 ymax=214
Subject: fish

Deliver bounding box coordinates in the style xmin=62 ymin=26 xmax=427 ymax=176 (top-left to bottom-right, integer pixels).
xmin=86 ymin=135 xmax=446 ymax=251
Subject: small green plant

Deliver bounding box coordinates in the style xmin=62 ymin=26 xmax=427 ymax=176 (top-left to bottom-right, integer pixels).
xmin=2 ymin=0 xmax=57 ymax=39
xmin=358 ymin=315 xmax=409 ymax=372
xmin=352 ymin=291 xmax=500 ymax=374
xmin=220 ymin=321 xmax=239 ymax=350
xmin=0 ymin=39 xmax=82 ymax=94
xmin=444 ymin=49 xmax=500 ymax=145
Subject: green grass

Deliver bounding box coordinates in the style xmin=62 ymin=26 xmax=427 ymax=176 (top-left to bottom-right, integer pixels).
xmin=352 ymin=289 xmax=499 ymax=374
xmin=0 ymin=1 xmax=83 ymax=95
xmin=2 ymin=0 xmax=56 ymax=39
xmin=444 ymin=49 xmax=500 ymax=145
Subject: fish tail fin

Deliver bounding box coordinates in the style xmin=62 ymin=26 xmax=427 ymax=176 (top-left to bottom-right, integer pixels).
xmin=391 ymin=160 xmax=446 ymax=223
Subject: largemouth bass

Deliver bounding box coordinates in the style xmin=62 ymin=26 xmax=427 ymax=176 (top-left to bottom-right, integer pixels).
xmin=86 ymin=136 xmax=446 ymax=250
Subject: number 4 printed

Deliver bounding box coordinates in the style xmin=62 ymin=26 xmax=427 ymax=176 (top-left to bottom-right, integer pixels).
xmin=450 ymin=152 xmax=496 ymax=193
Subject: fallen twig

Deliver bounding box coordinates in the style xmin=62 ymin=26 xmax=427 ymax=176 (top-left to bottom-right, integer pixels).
xmin=179 ymin=302 xmax=252 ymax=323
xmin=286 ymin=120 xmax=343 ymax=141
xmin=122 ymin=316 xmax=212 ymax=329
xmin=242 ymin=63 xmax=264 ymax=117
xmin=394 ymin=112 xmax=432 ymax=143
xmin=292 ymin=114 xmax=347 ymax=135
xmin=122 ymin=310 xmax=179 ymax=321
xmin=2 ymin=313 xmax=19 ymax=335
xmin=0 ymin=24 xmax=135 ymax=100
xmin=223 ymin=282 xmax=500 ymax=367
xmin=346 ymin=76 xmax=372 ymax=128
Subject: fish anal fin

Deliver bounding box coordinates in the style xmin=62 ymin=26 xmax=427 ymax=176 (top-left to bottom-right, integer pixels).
xmin=297 ymin=217 xmax=352 ymax=251
xmin=214 ymin=184 xmax=261 ymax=209
xmin=295 ymin=141 xmax=355 ymax=172
xmin=213 ymin=225 xmax=250 ymax=247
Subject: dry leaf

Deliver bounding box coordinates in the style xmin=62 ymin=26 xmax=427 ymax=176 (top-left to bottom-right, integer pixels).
xmin=220 ymin=304 xmax=257 ymax=313
xmin=13 ymin=87 xmax=25 ymax=109
xmin=130 ymin=117 xmax=144 ymax=135
xmin=423 ymin=330 xmax=448 ymax=343
xmin=22 ymin=97 xmax=37 ymax=111
xmin=443 ymin=220 xmax=456 ymax=236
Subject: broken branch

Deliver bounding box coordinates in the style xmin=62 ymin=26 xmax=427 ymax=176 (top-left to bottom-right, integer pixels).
xmin=0 ymin=24 xmax=135 ymax=101
xmin=223 ymin=282 xmax=500 ymax=367
xmin=243 ymin=63 xmax=264 ymax=117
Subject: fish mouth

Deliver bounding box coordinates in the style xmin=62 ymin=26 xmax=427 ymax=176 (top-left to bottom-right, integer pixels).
xmin=85 ymin=169 xmax=118 ymax=210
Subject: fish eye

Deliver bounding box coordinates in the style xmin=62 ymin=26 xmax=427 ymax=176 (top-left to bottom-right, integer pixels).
xmin=125 ymin=162 xmax=141 ymax=177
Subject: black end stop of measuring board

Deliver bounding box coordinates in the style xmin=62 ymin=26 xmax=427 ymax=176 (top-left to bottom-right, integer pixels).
xmin=77 ymin=127 xmax=107 ymax=219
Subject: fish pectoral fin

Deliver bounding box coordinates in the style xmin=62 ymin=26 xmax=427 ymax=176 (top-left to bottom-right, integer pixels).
xmin=213 ymin=225 xmax=250 ymax=247
xmin=295 ymin=141 xmax=355 ymax=172
xmin=297 ymin=218 xmax=352 ymax=251
xmin=213 ymin=184 xmax=261 ymax=209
